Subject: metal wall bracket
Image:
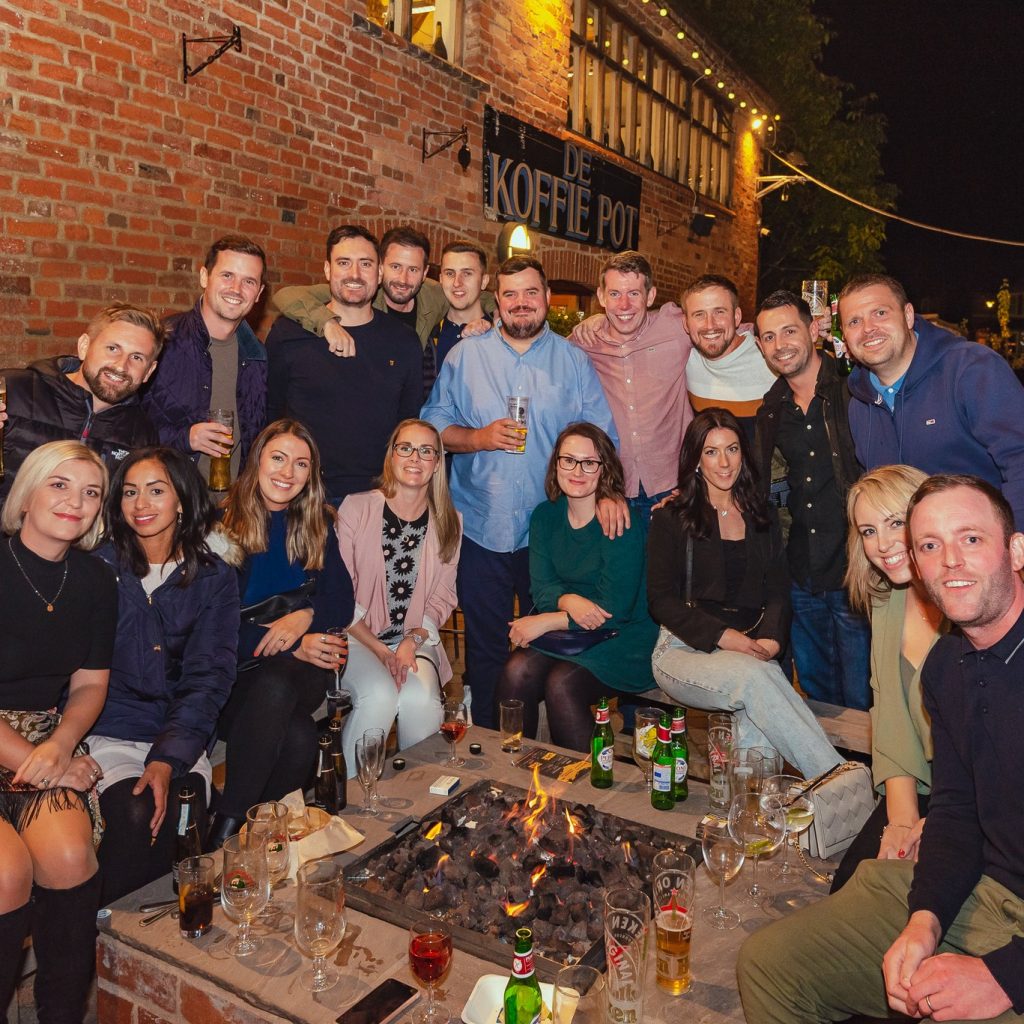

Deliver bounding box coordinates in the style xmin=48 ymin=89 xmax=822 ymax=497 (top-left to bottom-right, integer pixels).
xmin=182 ymin=25 xmax=242 ymax=84
xmin=422 ymin=125 xmax=469 ymax=164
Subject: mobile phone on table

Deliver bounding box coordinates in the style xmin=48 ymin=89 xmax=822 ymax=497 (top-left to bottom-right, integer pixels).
xmin=335 ymin=978 xmax=419 ymax=1024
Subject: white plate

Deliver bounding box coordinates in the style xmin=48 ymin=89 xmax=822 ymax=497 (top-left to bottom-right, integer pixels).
xmin=461 ymin=973 xmax=555 ymax=1024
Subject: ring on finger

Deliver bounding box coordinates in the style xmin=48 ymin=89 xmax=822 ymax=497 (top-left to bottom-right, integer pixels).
xmin=925 ymin=995 xmax=935 ymax=1014
xmin=40 ymin=777 xmax=50 ymax=786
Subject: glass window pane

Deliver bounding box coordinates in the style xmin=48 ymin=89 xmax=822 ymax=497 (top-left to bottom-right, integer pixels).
xmin=619 ymin=76 xmax=634 ymax=156
xmin=585 ymin=1 xmax=599 ymax=43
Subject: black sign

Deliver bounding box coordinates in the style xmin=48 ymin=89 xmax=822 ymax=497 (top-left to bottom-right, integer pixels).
xmin=483 ymin=106 xmax=642 ymax=252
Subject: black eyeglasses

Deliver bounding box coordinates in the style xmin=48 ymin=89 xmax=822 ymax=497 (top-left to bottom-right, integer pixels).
xmin=557 ymin=455 xmax=603 ymax=474
xmin=393 ymin=442 xmax=439 ymax=461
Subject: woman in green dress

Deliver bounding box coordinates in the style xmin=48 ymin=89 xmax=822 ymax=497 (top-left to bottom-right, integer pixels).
xmin=496 ymin=422 xmax=658 ymax=751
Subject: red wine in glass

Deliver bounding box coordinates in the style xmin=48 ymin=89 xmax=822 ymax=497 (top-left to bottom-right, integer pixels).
xmin=440 ymin=701 xmax=468 ymax=767
xmin=409 ymin=924 xmax=453 ymax=1023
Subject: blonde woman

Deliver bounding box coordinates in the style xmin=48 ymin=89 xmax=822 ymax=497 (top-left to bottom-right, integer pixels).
xmin=337 ymin=419 xmax=462 ymax=771
xmin=0 ymin=441 xmax=115 ymax=1023
xmin=831 ymin=464 xmax=942 ymax=891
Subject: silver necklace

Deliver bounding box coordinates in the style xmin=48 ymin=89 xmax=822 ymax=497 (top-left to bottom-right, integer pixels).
xmin=9 ymin=536 xmax=68 ymax=612
xmin=712 ymin=505 xmax=731 ymax=517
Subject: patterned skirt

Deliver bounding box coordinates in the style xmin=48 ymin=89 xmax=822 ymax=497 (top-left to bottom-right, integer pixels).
xmin=0 ymin=709 xmax=104 ymax=849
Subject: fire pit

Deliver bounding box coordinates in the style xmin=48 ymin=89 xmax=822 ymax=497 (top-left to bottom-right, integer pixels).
xmin=344 ymin=771 xmax=698 ymax=980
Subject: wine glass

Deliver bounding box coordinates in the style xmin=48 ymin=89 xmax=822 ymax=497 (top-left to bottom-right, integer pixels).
xmin=293 ymin=859 xmax=347 ymax=993
xmin=246 ymin=801 xmax=290 ymax=907
xmin=753 ymin=745 xmax=783 ymax=781
xmin=355 ymin=731 xmax=384 ymax=817
xmin=220 ymin=831 xmax=270 ymax=956
xmin=701 ymin=820 xmax=745 ymax=930
xmin=762 ymin=774 xmax=815 ymax=881
xmin=632 ymin=707 xmax=660 ymax=792
xmin=729 ymin=747 xmax=765 ymax=796
xmin=325 ymin=626 xmax=349 ymax=717
xmin=728 ymin=791 xmax=787 ymax=906
xmin=408 ymin=919 xmax=453 ymax=1024
xmin=440 ymin=701 xmax=468 ymax=768
xmin=361 ymin=726 xmax=386 ymax=813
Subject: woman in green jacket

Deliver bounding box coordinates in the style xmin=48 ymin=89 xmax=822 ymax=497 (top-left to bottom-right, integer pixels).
xmin=496 ymin=422 xmax=657 ymax=752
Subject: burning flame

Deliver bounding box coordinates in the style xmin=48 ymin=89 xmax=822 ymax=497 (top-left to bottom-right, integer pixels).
xmin=530 ymin=864 xmax=547 ymax=888
xmin=504 ymin=898 xmax=530 ymax=917
xmin=564 ymin=809 xmax=583 ymax=835
xmin=424 ymin=821 xmax=442 ymax=841
xmin=621 ymin=840 xmax=638 ymax=868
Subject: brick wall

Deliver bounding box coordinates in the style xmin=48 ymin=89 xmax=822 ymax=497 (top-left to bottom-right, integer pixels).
xmin=97 ymin=934 xmax=285 ymax=1024
xmin=0 ymin=1 xmax=763 ymax=361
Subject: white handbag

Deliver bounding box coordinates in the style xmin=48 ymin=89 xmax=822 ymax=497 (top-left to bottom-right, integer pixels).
xmin=796 ymin=761 xmax=876 ymax=860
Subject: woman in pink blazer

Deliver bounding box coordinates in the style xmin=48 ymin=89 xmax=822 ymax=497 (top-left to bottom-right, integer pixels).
xmin=336 ymin=419 xmax=462 ymax=770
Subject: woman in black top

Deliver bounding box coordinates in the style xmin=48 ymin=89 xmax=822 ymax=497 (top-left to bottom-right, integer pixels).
xmin=210 ymin=420 xmax=354 ymax=848
xmin=0 ymin=441 xmax=117 ymax=1024
xmin=647 ymin=408 xmax=840 ymax=778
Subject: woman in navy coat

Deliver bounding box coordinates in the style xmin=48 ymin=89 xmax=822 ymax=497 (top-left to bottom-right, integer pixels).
xmin=88 ymin=447 xmax=239 ymax=904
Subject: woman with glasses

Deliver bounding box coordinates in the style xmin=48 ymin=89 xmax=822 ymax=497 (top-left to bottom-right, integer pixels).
xmin=336 ymin=419 xmax=461 ymax=769
xmin=495 ymin=422 xmax=657 ymax=752
xmin=210 ymin=420 xmax=353 ymax=848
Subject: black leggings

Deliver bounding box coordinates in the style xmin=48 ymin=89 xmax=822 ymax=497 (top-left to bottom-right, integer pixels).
xmin=495 ymin=648 xmax=635 ymax=753
xmin=217 ymin=656 xmax=328 ymax=817
xmin=98 ymin=771 xmax=208 ymax=905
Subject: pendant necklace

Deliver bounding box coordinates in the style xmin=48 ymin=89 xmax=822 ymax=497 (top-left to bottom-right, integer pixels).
xmin=8 ymin=536 xmax=68 ymax=612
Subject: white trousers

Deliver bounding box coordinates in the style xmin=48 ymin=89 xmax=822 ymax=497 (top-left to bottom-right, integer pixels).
xmin=340 ymin=634 xmax=445 ymax=777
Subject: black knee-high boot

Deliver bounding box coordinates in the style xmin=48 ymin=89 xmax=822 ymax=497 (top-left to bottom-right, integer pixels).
xmin=0 ymin=901 xmax=32 ymax=1015
xmin=32 ymin=872 xmax=101 ymax=1024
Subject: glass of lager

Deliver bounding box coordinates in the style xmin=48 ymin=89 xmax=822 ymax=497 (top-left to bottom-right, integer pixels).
xmin=652 ymin=849 xmax=695 ymax=994
xmin=505 ymin=395 xmax=529 ymax=454
xmin=208 ymin=408 xmax=234 ymax=491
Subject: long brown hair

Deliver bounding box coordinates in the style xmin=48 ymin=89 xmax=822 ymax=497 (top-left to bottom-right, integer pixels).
xmin=544 ymin=422 xmax=625 ymax=503
xmin=220 ymin=419 xmax=332 ymax=569
xmin=375 ymin=419 xmax=460 ymax=563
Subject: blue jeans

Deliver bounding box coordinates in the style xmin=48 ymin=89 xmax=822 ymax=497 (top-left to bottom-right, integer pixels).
xmin=629 ymin=483 xmax=675 ymax=532
xmin=789 ymin=584 xmax=871 ymax=710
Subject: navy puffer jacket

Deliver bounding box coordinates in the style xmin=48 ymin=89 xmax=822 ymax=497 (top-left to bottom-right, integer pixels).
xmin=90 ymin=542 xmax=240 ymax=776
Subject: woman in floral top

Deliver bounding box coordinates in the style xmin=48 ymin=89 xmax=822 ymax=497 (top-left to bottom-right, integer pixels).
xmin=336 ymin=419 xmax=462 ymax=770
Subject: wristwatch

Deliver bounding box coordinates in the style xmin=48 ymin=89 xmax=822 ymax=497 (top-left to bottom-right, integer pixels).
xmin=403 ymin=630 xmax=426 ymax=647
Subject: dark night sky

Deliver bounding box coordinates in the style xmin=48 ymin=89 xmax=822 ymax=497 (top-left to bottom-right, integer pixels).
xmin=814 ymin=0 xmax=1024 ymax=323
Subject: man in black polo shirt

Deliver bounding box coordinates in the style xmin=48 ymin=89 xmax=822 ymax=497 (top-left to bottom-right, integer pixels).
xmin=738 ymin=474 xmax=1024 ymax=1023
xmin=754 ymin=290 xmax=869 ymax=710
xmin=265 ymin=225 xmax=422 ymax=503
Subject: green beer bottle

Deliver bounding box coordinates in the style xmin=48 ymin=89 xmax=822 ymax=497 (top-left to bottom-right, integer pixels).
xmin=829 ymin=292 xmax=854 ymax=376
xmin=670 ymin=707 xmax=689 ymax=802
xmin=651 ymin=713 xmax=675 ymax=810
xmin=590 ymin=697 xmax=614 ymax=789
xmin=503 ymin=927 xmax=543 ymax=1024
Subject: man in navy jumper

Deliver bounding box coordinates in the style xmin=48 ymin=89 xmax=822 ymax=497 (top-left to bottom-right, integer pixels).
xmin=841 ymin=273 xmax=1024 ymax=526
xmin=739 ymin=474 xmax=1024 ymax=1023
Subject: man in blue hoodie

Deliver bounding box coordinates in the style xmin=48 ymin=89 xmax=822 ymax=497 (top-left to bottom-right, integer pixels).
xmin=841 ymin=274 xmax=1024 ymax=526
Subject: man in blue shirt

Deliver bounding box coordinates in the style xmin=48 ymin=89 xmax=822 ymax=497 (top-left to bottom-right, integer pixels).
xmin=422 ymin=256 xmax=617 ymax=728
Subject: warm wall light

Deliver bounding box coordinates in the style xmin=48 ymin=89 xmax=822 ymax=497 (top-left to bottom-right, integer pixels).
xmin=690 ymin=212 xmax=717 ymax=238
xmin=498 ymin=222 xmax=532 ymax=260
xmin=752 ymin=117 xmax=764 ymax=129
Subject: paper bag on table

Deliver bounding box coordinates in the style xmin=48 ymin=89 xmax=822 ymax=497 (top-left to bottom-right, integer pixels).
xmin=278 ymin=790 xmax=364 ymax=879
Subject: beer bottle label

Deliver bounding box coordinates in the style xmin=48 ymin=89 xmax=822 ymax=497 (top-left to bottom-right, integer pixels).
xmin=596 ymin=745 xmax=614 ymax=770
xmin=674 ymin=757 xmax=688 ymax=783
xmin=652 ymin=762 xmax=673 ymax=792
xmin=512 ymin=950 xmax=535 ymax=978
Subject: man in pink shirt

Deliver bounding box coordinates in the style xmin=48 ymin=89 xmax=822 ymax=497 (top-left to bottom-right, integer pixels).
xmin=570 ymin=251 xmax=693 ymax=527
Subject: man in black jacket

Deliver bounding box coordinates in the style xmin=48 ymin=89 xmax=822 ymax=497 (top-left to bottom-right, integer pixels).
xmin=0 ymin=302 xmax=162 ymax=503
xmin=753 ymin=290 xmax=869 ymax=709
